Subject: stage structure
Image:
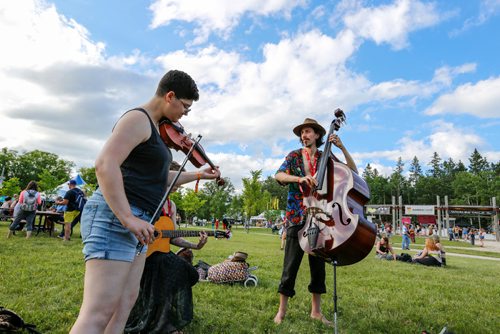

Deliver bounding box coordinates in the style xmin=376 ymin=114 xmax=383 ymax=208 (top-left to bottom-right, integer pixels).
xmin=366 ymin=196 xmax=499 ymax=240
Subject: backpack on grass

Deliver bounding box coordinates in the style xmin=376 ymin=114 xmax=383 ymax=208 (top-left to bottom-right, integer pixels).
xmin=0 ymin=306 xmax=41 ymax=333
xmin=20 ymin=190 xmax=37 ymax=212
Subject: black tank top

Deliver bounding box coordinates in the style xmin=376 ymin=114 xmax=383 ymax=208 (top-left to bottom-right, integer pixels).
xmin=119 ymin=108 xmax=171 ymax=214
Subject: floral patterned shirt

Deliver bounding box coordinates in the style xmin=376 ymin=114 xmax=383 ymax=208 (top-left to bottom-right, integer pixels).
xmin=276 ymin=148 xmax=322 ymax=226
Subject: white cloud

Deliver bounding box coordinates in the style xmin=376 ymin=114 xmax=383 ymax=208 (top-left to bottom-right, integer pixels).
xmin=153 ymin=29 xmax=368 ymax=151
xmin=149 ymin=0 xmax=306 ymax=44
xmin=342 ymin=0 xmax=441 ymax=50
xmin=425 ymin=77 xmax=500 ymax=118
xmin=367 ymin=63 xmax=476 ymax=101
xmin=0 ymin=0 xmax=104 ymax=69
xmin=0 ymin=0 xmax=153 ymax=166
xmin=354 ymin=121 xmax=486 ymax=175
xmin=453 ymin=0 xmax=500 ymax=34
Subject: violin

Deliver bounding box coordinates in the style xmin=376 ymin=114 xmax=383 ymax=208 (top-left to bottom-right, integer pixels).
xmin=158 ymin=117 xmax=225 ymax=186
xmin=298 ymin=109 xmax=376 ymax=266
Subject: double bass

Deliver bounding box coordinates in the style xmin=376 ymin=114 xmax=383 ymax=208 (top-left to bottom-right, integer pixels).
xmin=299 ymin=109 xmax=376 ymax=266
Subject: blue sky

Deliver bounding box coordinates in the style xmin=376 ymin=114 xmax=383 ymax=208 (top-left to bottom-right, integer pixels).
xmin=0 ymin=0 xmax=499 ymax=191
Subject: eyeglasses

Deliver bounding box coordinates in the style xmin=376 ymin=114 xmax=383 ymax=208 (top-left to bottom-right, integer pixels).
xmin=175 ymin=96 xmax=192 ymax=115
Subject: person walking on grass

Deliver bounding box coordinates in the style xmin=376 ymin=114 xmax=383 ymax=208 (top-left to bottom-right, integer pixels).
xmin=7 ymin=181 xmax=41 ymax=239
xmin=401 ymin=222 xmax=411 ymax=250
xmin=55 ymin=180 xmax=83 ymax=242
xmin=479 ymin=228 xmax=486 ymax=247
xmin=273 ymin=118 xmax=358 ymax=327
xmin=70 ymin=70 xmax=220 ymax=334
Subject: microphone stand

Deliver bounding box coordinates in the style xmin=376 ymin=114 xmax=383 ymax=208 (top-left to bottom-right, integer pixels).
xmin=136 ymin=134 xmax=202 ymax=256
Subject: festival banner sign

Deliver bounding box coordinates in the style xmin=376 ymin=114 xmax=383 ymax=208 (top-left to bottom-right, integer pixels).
xmin=405 ymin=205 xmax=434 ymax=215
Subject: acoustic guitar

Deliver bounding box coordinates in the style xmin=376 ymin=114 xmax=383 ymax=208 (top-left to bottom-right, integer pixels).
xmin=146 ymin=216 xmax=231 ymax=257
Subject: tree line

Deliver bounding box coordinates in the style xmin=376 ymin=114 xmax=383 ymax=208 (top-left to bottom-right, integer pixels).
xmin=1 ymin=147 xmax=498 ymax=224
xmin=363 ymin=149 xmax=499 ymax=206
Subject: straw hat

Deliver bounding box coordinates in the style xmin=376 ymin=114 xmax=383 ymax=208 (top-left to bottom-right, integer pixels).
xmin=230 ymin=251 xmax=248 ymax=262
xmin=292 ymin=118 xmax=326 ymax=137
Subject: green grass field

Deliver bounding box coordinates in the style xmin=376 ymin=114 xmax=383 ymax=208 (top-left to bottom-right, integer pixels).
xmin=1 ymin=222 xmax=499 ymax=333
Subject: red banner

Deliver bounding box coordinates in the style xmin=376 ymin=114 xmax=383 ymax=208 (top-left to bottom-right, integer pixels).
xmin=417 ymin=215 xmax=436 ymax=225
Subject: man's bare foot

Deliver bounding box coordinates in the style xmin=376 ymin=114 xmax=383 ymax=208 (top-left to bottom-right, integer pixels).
xmin=311 ymin=313 xmax=333 ymax=327
xmin=274 ymin=311 xmax=285 ymax=324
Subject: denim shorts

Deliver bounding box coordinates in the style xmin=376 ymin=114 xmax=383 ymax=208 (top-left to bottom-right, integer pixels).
xmin=81 ymin=189 xmax=153 ymax=262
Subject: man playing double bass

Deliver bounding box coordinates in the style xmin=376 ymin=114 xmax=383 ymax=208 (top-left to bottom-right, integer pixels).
xmin=273 ymin=118 xmax=357 ymax=326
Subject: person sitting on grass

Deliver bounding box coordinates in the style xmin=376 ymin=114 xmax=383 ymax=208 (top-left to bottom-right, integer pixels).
xmin=431 ymin=234 xmax=446 ymax=266
xmin=412 ymin=237 xmax=444 ymax=267
xmin=375 ymin=236 xmax=397 ymax=260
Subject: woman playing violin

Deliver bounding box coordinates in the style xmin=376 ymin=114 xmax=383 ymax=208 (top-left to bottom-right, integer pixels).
xmin=273 ymin=118 xmax=357 ymax=327
xmin=71 ymin=70 xmax=221 ymax=334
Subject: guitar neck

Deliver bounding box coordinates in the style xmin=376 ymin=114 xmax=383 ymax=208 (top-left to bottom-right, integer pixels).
xmin=160 ymin=230 xmax=215 ymax=238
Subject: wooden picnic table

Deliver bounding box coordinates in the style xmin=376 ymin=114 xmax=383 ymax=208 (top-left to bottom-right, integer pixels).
xmin=35 ymin=210 xmax=63 ymax=236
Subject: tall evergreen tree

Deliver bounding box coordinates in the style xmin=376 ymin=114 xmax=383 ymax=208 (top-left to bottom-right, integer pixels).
xmin=408 ymin=156 xmax=422 ymax=186
xmin=468 ymin=149 xmax=489 ymax=175
xmin=389 ymin=157 xmax=405 ymax=199
xmin=427 ymin=152 xmax=442 ymax=177
xmin=362 ymin=163 xmax=375 ymax=180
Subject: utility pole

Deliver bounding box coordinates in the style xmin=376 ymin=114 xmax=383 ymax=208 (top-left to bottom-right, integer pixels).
xmin=436 ymin=195 xmax=441 ymax=236
xmin=493 ymin=197 xmax=499 ymax=242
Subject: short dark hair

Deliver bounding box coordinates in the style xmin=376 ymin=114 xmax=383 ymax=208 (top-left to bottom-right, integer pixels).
xmin=299 ymin=128 xmax=325 ymax=148
xmin=156 ymin=70 xmax=199 ymax=101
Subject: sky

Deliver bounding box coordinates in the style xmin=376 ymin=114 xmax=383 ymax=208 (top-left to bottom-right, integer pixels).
xmin=1 ymin=0 xmax=499 ymax=192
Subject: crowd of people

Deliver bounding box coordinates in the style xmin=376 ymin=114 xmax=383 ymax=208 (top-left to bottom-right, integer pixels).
xmin=3 ymin=179 xmax=85 ymax=241
xmin=448 ymin=225 xmax=486 ymax=247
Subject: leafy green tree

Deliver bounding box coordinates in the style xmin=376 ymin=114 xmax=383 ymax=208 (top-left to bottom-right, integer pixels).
xmin=182 ymin=189 xmax=207 ymax=224
xmin=241 ymin=170 xmax=266 ymax=219
xmin=79 ymin=166 xmax=98 ymax=196
xmin=226 ymin=195 xmax=244 ymax=221
xmin=38 ymin=169 xmax=63 ymax=197
xmin=10 ymin=150 xmax=73 ymax=187
xmin=261 ymin=175 xmax=288 ymax=211
xmin=79 ymin=167 xmax=97 ymax=186
xmin=414 ymin=176 xmax=443 ymax=204
xmin=198 ymin=177 xmax=234 ymax=220
xmin=0 ymin=177 xmax=21 ymax=197
xmin=363 ymin=164 xmax=391 ymax=204
xmin=451 ymin=171 xmax=480 ymax=205
xmin=0 ymin=148 xmax=18 ymax=179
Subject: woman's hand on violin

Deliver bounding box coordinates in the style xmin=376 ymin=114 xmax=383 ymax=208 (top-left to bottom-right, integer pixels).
xmin=298 ymin=175 xmax=317 ymax=187
xmin=328 ymin=134 xmax=344 ymax=149
xmin=124 ymin=217 xmax=155 ymax=245
xmin=200 ymin=165 xmax=221 ymax=180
